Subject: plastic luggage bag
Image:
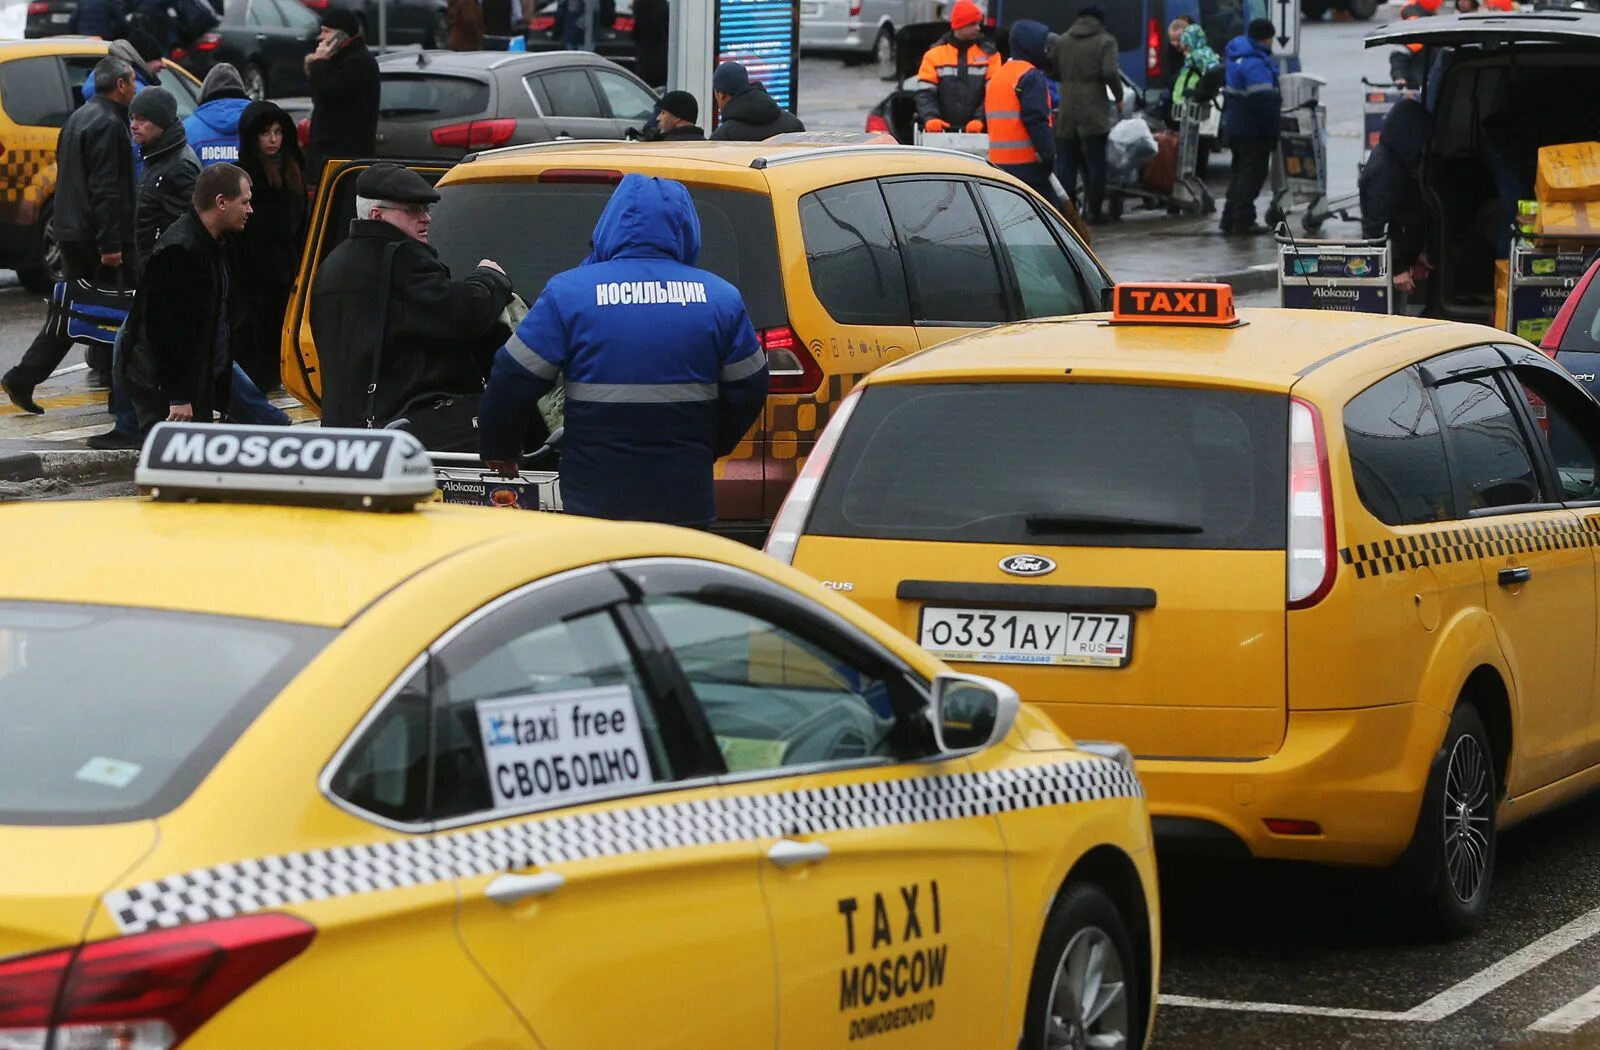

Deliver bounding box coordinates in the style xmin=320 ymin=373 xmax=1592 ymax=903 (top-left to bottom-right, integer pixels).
xmin=1107 ymin=118 xmax=1157 ymax=179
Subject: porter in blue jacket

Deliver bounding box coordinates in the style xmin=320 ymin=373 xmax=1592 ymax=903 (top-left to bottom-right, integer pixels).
xmin=183 ymin=64 xmax=252 ymax=166
xmin=1221 ymin=32 xmax=1280 ymax=140
xmin=478 ymin=174 xmax=768 ymax=526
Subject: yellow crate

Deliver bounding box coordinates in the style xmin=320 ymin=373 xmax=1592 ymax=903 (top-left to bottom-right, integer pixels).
xmin=1536 ymin=141 xmax=1600 ymax=203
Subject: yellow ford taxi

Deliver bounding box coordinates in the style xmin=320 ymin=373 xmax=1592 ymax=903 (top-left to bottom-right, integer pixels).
xmin=0 ymin=424 xmax=1156 ymax=1048
xmin=281 ymin=141 xmax=1110 ymax=540
xmin=772 ymin=282 xmax=1600 ymax=933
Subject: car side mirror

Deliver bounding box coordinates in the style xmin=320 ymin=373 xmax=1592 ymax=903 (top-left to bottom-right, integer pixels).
xmin=929 ymin=672 xmax=1020 ymax=753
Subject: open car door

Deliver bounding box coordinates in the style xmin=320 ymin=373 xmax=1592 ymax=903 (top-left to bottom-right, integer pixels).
xmin=280 ymin=159 xmax=452 ymax=411
xmin=1363 ymin=10 xmax=1600 ymax=49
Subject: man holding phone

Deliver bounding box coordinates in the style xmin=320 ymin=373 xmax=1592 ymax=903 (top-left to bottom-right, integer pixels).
xmin=304 ymin=8 xmax=379 ymax=189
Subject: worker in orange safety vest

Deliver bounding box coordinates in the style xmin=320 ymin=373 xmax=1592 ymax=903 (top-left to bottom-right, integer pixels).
xmin=915 ymin=0 xmax=1000 ymax=133
xmin=986 ymin=19 xmax=1066 ymax=212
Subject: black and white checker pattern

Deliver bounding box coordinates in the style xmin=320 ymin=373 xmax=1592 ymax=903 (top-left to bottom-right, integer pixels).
xmin=1340 ymin=516 xmax=1600 ymax=580
xmin=104 ymin=758 xmax=1141 ymax=935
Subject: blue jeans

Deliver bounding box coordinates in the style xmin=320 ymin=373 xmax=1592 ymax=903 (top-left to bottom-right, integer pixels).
xmin=110 ymin=323 xmax=139 ymax=436
xmin=229 ymin=363 xmax=290 ymax=426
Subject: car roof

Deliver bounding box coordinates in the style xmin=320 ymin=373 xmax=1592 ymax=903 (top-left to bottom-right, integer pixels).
xmin=0 ymin=501 xmax=649 ymax=628
xmin=376 ymin=48 xmax=613 ymax=74
xmin=441 ymin=140 xmax=1002 ymax=193
xmin=865 ymin=309 xmax=1512 ymax=396
xmin=1364 ymin=9 xmax=1600 ymax=47
xmin=0 ymin=37 xmax=112 ymax=59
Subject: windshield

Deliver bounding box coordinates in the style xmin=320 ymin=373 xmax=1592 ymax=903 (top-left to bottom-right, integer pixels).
xmin=808 ymin=382 xmax=1289 ymax=549
xmin=0 ymin=603 xmax=331 ymax=826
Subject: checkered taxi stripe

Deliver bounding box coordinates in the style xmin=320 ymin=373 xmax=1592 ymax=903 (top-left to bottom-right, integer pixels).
xmin=1339 ymin=516 xmax=1600 ymax=580
xmin=103 ymin=758 xmax=1141 ymax=935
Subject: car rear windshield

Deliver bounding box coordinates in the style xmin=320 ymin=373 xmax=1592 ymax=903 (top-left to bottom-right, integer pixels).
xmin=808 ymin=382 xmax=1289 ymax=549
xmin=431 ymin=180 xmax=787 ymax=329
xmin=0 ymin=603 xmax=331 ymax=826
xmin=380 ymin=73 xmax=491 ymax=120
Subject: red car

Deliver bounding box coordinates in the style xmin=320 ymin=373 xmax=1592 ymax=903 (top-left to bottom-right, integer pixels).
xmin=1541 ymin=255 xmax=1600 ymax=401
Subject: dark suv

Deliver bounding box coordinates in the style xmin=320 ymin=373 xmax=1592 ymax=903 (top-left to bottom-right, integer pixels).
xmin=373 ymin=49 xmax=657 ymax=160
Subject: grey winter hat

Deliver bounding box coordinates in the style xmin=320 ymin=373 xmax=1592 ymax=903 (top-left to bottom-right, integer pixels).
xmin=200 ymin=62 xmax=247 ymax=102
xmin=712 ymin=61 xmax=749 ymax=96
xmin=129 ymin=85 xmax=179 ymax=129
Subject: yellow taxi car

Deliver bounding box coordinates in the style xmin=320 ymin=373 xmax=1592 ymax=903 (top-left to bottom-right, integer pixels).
xmin=771 ymin=282 xmax=1600 ymax=934
xmin=0 ymin=39 xmax=203 ymax=292
xmin=0 ymin=423 xmax=1156 ymax=1049
xmin=280 ymin=141 xmax=1110 ymax=540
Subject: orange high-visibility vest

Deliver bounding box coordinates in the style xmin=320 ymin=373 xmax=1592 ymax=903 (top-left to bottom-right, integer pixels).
xmin=986 ymin=58 xmax=1039 ymax=166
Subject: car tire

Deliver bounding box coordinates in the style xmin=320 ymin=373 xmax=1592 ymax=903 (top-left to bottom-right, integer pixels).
xmin=1301 ymin=0 xmax=1330 ymax=17
xmin=241 ymin=62 xmax=266 ymax=100
xmin=1393 ymin=702 xmax=1497 ymax=938
xmin=1020 ymin=882 xmax=1144 ymax=1050
xmin=16 ymin=202 xmax=59 ymax=296
xmin=1347 ymin=0 xmax=1379 ymax=17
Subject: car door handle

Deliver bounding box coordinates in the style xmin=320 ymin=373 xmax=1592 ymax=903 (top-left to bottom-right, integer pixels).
xmin=486 ymin=871 xmax=565 ymax=905
xmin=766 ymin=838 xmax=830 ymax=869
xmin=1499 ymin=566 xmax=1533 ymax=587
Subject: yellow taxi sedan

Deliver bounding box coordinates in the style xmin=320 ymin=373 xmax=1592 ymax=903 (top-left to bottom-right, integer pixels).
xmin=771 ymin=282 xmax=1600 ymax=934
xmin=0 ymin=424 xmax=1156 ymax=1049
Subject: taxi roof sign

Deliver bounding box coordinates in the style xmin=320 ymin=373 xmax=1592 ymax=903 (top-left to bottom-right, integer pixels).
xmin=136 ymin=423 xmax=436 ymax=511
xmin=1109 ymin=282 xmax=1240 ymax=327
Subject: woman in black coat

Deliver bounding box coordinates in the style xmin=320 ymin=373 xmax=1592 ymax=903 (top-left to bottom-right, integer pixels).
xmin=232 ymin=100 xmax=307 ymax=393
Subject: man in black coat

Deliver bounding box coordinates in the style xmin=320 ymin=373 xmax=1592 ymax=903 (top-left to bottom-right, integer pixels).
xmin=120 ymin=164 xmax=253 ymax=428
xmin=1360 ymin=99 xmax=1433 ymax=298
xmin=310 ymin=164 xmax=514 ymax=439
xmin=632 ymin=0 xmax=668 ymax=89
xmin=2 ymin=56 xmax=138 ymax=413
xmin=128 ymin=87 xmax=200 ymax=265
xmin=709 ymin=62 xmax=805 ymax=141
xmin=305 ymin=9 xmax=379 ymax=188
xmin=642 ymin=91 xmax=706 ymax=141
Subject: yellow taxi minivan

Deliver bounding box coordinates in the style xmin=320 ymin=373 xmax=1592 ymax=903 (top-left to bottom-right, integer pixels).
xmin=0 ymin=39 xmax=202 ymax=292
xmin=281 ymin=141 xmax=1110 ymax=541
xmin=772 ymin=283 xmax=1600 ymax=934
xmin=0 ymin=422 xmax=1157 ymax=1048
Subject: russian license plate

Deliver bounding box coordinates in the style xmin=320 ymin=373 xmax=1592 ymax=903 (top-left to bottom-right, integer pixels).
xmin=50 ymin=11 xmax=70 ymax=20
xmin=918 ymin=606 xmax=1133 ymax=668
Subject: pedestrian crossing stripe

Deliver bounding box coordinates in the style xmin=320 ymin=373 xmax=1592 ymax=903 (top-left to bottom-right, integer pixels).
xmin=102 ymin=757 xmax=1141 ymax=935
xmin=1339 ymin=516 xmax=1600 ymax=580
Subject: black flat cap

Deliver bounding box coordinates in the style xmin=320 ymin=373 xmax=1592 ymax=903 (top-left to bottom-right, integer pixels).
xmin=355 ymin=163 xmax=440 ymax=204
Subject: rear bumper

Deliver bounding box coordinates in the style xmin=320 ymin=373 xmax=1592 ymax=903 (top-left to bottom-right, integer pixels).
xmin=1137 ymin=703 xmax=1449 ymax=867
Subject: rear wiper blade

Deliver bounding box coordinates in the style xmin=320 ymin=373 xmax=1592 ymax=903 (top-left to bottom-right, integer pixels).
xmin=1024 ymin=512 xmax=1203 ymax=534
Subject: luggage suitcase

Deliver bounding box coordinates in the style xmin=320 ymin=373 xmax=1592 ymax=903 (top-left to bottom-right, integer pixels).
xmin=1142 ymin=130 xmax=1179 ymax=193
xmin=50 ymin=276 xmax=132 ymax=346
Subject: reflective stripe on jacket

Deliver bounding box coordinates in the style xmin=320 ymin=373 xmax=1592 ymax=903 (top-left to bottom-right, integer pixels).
xmin=986 ymin=59 xmax=1040 ymax=165
xmin=915 ymin=35 xmax=1000 ymax=128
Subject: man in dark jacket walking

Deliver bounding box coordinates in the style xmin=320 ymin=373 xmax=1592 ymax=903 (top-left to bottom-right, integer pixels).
xmin=632 ymin=0 xmax=668 ymax=88
xmin=69 ymin=0 xmax=124 ymax=38
xmin=1360 ymin=99 xmax=1433 ymax=298
xmin=479 ymin=174 xmax=767 ymax=526
xmin=2 ymin=57 xmax=138 ymax=413
xmin=119 ymin=163 xmax=253 ymax=428
xmin=1051 ymin=4 xmax=1122 ymax=223
xmin=1219 ymin=19 xmax=1280 ymax=235
xmin=305 ymin=9 xmax=380 ymax=188
xmin=130 ymin=87 xmax=200 ymax=263
xmin=310 ymin=164 xmax=514 ymax=444
xmin=642 ymin=92 xmax=705 ymax=141
xmin=709 ymin=62 xmax=805 ymax=141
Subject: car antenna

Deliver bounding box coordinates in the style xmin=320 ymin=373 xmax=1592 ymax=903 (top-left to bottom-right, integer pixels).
xmin=415 ymin=50 xmax=428 ymax=67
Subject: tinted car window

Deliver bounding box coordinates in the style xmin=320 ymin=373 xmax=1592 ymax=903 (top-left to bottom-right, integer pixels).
xmin=1433 ymin=374 xmax=1542 ymax=510
xmin=881 ymin=180 xmax=1007 ymax=325
xmin=798 ymin=181 xmax=912 ymax=327
xmin=277 ymin=0 xmax=321 ymax=29
xmin=0 ymin=603 xmax=330 ymax=825
xmin=379 ymin=74 xmax=491 ymax=121
xmin=1556 ymin=269 xmax=1600 ymax=352
xmin=1515 ymin=365 xmax=1600 ymax=502
xmin=0 ymin=57 xmax=70 ymax=128
xmin=156 ymin=66 xmax=200 ymax=119
xmin=328 ymin=666 xmax=430 ymax=823
xmin=810 ymin=382 xmax=1288 ymax=548
xmin=977 ymin=183 xmax=1088 ymax=318
xmin=432 ymin=181 xmax=786 ymax=329
xmin=1345 ymin=368 xmax=1454 ymax=526
xmin=592 ymin=69 xmax=655 ymax=122
xmin=248 ymin=0 xmax=285 ymax=26
xmin=536 ymin=69 xmax=604 ymax=118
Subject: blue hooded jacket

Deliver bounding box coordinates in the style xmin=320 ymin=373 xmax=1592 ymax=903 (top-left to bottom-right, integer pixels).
xmin=1221 ymin=34 xmax=1280 ymax=140
xmin=478 ymin=174 xmax=768 ymax=526
xmin=184 ymin=96 xmax=251 ymax=166
xmin=1003 ymin=19 xmax=1056 ymax=171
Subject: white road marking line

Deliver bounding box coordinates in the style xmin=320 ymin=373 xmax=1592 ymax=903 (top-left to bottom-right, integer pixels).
xmin=1159 ymin=995 xmax=1409 ymax=1021
xmin=1164 ymin=903 xmax=1600 ymax=1025
xmin=1528 ymin=983 xmax=1600 ymax=1034
xmin=33 ymin=423 xmax=111 ymax=440
xmin=48 ymin=363 xmax=88 ymax=379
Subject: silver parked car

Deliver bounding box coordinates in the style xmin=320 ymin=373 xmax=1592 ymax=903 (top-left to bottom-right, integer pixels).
xmin=800 ymin=0 xmax=943 ymax=67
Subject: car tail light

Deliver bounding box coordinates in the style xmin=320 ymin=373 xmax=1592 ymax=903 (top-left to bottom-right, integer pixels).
xmin=195 ymin=31 xmax=221 ymax=50
xmin=612 ymin=15 xmax=634 ymax=30
xmin=0 ymin=915 xmax=314 ymax=1049
xmin=26 ymin=2 xmax=48 ymax=15
xmin=431 ymin=118 xmax=517 ymax=149
xmin=301 ymin=0 xmax=328 ymax=9
xmin=1263 ymin=818 xmax=1322 ymax=836
xmin=1146 ymin=17 xmax=1161 ymax=77
xmin=1287 ymin=397 xmax=1335 ymax=610
xmin=864 ymin=112 xmax=890 ymax=134
xmin=762 ymin=326 xmax=822 ymax=395
xmin=530 ymin=13 xmax=555 ymax=30
xmin=765 ymin=386 xmax=862 ymax=564
xmin=849 ymin=0 xmax=862 ymax=15
xmin=536 ymin=167 xmax=624 ymax=183
xmin=296 ymin=116 xmax=310 ymax=147
xmin=171 ymin=46 xmax=189 ymax=59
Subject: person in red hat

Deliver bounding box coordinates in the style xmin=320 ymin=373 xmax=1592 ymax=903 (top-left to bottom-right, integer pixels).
xmin=915 ymin=0 xmax=1000 ymax=134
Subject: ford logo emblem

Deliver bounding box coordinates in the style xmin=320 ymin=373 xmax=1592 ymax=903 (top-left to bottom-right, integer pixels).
xmin=999 ymin=554 xmax=1056 ymax=577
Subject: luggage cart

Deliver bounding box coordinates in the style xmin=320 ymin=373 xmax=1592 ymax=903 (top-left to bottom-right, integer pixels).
xmin=1302 ymin=78 xmax=1419 ymax=234
xmin=913 ymin=127 xmax=989 ymax=159
xmin=1266 ymin=73 xmax=1331 ymax=234
xmin=1276 ymin=233 xmax=1393 ymax=314
xmin=428 ymin=428 xmax=563 ymax=511
xmin=1504 ymin=237 xmax=1600 ymax=344
xmin=1104 ymin=99 xmax=1214 ymax=219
